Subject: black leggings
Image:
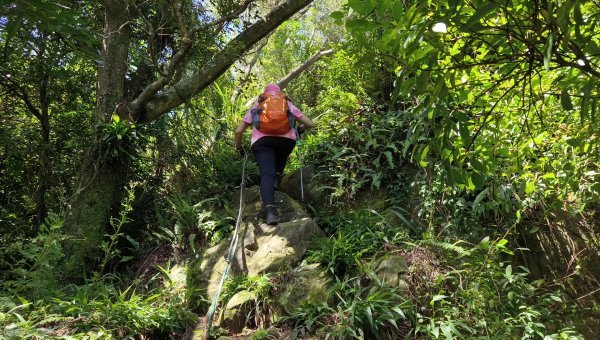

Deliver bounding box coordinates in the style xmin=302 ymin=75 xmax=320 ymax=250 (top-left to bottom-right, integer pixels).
xmin=251 ymin=136 xmax=296 ymax=206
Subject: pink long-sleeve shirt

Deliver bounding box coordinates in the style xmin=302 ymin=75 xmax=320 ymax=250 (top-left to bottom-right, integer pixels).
xmin=243 ymin=98 xmax=304 ymax=145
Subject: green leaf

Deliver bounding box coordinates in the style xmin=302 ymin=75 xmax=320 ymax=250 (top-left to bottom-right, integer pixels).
xmin=348 ymin=0 xmax=364 ymax=14
xmin=376 ymin=0 xmax=391 ymax=16
xmin=471 ymin=172 xmax=485 ymax=189
xmin=454 ymin=111 xmax=469 ymax=122
xmin=441 ymin=324 xmax=454 ymax=339
xmin=471 ymin=159 xmax=485 ymax=173
xmin=330 ymin=11 xmax=345 ymax=20
xmin=561 ymin=89 xmax=573 ymax=111
xmin=525 ymin=181 xmax=536 ymax=194
xmin=458 ymin=122 xmax=471 ymax=145
xmin=392 ymin=306 xmax=406 ymax=318
xmin=565 ymin=137 xmax=579 ymax=147
xmin=441 ymin=148 xmax=452 ymax=160
xmin=544 ymin=33 xmax=554 ymax=70
xmin=431 ymin=295 xmax=447 ymax=305
xmin=472 ymin=188 xmax=489 ymax=207
xmin=415 ymin=71 xmax=430 ymax=95
xmin=391 ymin=1 xmax=404 ymax=21
xmin=366 ymin=306 xmax=374 ymax=328
xmin=5 ymin=16 xmax=23 ymax=42
xmin=450 ymin=168 xmax=463 ymax=184
xmin=573 ymin=2 xmax=583 ymax=24
xmin=467 ymin=175 xmax=476 ymax=191
xmin=125 ymin=235 xmax=139 ymax=249
xmin=542 ymin=173 xmax=556 ymax=179
xmin=463 ymin=2 xmax=497 ymax=31
xmin=420 ymin=145 xmax=430 ymax=167
xmin=505 ymin=264 xmax=513 ymax=277
xmin=348 ymin=0 xmax=376 ymax=15
xmin=384 ymin=151 xmax=394 ymax=169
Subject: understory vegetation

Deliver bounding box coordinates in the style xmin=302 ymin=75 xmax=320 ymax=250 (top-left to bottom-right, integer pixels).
xmin=1 ymin=0 xmax=599 ymax=339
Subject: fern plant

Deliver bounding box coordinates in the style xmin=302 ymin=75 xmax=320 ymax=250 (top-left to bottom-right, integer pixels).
xmin=411 ymin=237 xmax=583 ymax=339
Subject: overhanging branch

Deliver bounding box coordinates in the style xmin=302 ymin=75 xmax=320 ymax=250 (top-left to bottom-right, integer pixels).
xmin=243 ymin=47 xmax=333 ymax=108
xmin=138 ymin=0 xmax=314 ymax=123
xmin=277 ymin=48 xmax=333 ymax=89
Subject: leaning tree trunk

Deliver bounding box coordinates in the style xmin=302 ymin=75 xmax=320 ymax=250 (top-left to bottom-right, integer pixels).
xmin=62 ymin=0 xmax=131 ymax=279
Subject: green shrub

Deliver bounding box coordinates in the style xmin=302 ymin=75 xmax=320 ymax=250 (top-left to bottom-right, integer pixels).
xmin=307 ymin=209 xmax=409 ymax=276
xmin=0 ymin=280 xmax=196 ymax=339
xmin=411 ymin=237 xmax=583 ymax=339
xmin=305 ymin=109 xmax=411 ymax=203
xmin=285 ymin=275 xmax=411 ymax=340
xmin=3 ymin=215 xmax=64 ymax=300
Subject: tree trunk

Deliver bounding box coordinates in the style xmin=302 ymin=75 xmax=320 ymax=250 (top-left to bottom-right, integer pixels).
xmin=35 ymin=70 xmax=51 ymax=230
xmin=96 ymin=0 xmax=130 ymax=121
xmin=62 ymin=0 xmax=131 ymax=279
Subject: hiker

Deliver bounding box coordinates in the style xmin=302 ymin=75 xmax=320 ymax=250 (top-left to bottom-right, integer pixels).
xmin=235 ymin=83 xmax=314 ymax=225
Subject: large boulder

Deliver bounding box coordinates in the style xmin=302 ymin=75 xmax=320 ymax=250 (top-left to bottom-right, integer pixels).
xmin=218 ymin=290 xmax=256 ymax=333
xmin=516 ymin=209 xmax=600 ymax=337
xmin=274 ymin=263 xmax=331 ymax=316
xmin=189 ymin=186 xmax=324 ymax=302
xmin=280 ymin=165 xmax=326 ymax=205
xmin=369 ymin=254 xmax=409 ymax=291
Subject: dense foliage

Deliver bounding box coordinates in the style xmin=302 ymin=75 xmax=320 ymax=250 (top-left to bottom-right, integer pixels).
xmin=1 ymin=0 xmax=598 ymax=338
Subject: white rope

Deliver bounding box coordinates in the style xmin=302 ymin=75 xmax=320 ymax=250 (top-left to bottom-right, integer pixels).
xmin=204 ymin=149 xmax=248 ymax=337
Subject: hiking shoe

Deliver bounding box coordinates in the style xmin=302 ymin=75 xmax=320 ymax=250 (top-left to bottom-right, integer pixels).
xmin=265 ymin=205 xmax=279 ymax=225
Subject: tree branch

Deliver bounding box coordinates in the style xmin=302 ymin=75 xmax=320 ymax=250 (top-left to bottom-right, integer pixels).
xmin=0 ymin=73 xmax=42 ymax=119
xmin=277 ymin=48 xmax=333 ymax=89
xmin=127 ymin=0 xmax=193 ymax=115
xmin=191 ymin=0 xmax=255 ymax=33
xmin=231 ymin=36 xmax=270 ymax=103
xmin=138 ymin=0 xmax=314 ymax=123
xmin=242 ymin=47 xmax=333 ymax=108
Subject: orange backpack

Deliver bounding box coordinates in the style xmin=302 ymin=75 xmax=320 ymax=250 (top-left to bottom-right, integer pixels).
xmin=251 ymin=92 xmax=294 ymax=135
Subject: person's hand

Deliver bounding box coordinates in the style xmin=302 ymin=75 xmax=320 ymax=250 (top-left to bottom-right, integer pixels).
xmin=236 ymin=145 xmax=246 ymax=157
xmin=297 ymin=124 xmax=306 ymax=135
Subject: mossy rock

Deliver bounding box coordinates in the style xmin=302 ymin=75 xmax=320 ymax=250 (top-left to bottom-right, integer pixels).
xmin=218 ymin=290 xmax=256 ymax=334
xmin=369 ymin=254 xmax=409 ymax=290
xmin=188 ymin=186 xmax=324 ymax=303
xmin=280 ymin=165 xmax=326 ymax=205
xmin=274 ymin=263 xmax=331 ymax=315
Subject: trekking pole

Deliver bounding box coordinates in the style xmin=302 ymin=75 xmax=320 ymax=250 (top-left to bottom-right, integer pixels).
xmin=295 ymin=127 xmax=304 ymax=202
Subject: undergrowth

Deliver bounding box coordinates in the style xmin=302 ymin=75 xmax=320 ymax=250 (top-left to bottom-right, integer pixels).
xmin=282 ymin=107 xmax=584 ymax=339
xmin=0 ymin=184 xmax=197 ymax=339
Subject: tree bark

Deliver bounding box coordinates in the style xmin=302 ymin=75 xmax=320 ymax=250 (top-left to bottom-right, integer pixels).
xmin=62 ymin=0 xmax=132 ymax=279
xmin=96 ymin=0 xmax=131 ymax=121
xmin=35 ymin=65 xmax=51 ymax=230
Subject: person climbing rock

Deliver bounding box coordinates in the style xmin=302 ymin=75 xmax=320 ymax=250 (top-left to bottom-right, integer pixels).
xmin=235 ymin=83 xmax=314 ymax=225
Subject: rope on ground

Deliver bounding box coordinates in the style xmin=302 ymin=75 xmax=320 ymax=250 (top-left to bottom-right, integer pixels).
xmin=203 ymin=149 xmax=248 ymax=339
